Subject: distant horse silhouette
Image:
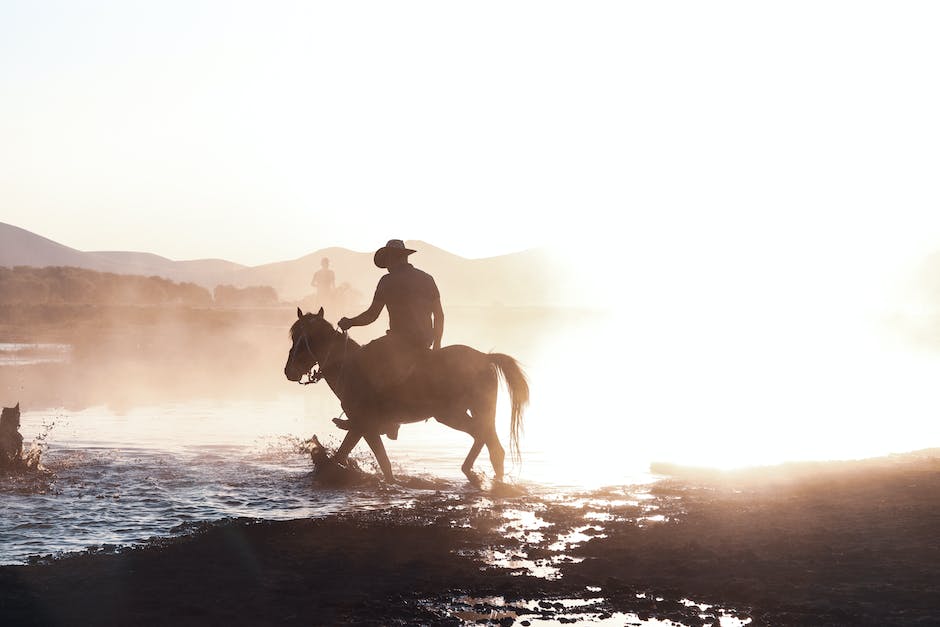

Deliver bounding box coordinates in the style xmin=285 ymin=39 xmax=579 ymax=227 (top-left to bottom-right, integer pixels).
xmin=284 ymin=307 xmax=528 ymax=485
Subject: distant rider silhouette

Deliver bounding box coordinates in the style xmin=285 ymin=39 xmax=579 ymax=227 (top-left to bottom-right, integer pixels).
xmin=311 ymin=257 xmax=335 ymax=305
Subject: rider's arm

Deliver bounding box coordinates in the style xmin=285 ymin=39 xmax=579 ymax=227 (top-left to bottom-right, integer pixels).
xmin=431 ymin=297 xmax=444 ymax=350
xmin=338 ymin=291 xmax=384 ymax=330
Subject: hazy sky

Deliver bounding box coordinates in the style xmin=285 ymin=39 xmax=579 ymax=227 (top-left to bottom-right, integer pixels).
xmin=3 ymin=1 xmax=940 ymax=469
xmin=2 ymin=1 xmax=939 ymax=276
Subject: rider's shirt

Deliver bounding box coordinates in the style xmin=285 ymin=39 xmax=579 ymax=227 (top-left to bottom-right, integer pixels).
xmin=375 ymin=263 xmax=439 ymax=349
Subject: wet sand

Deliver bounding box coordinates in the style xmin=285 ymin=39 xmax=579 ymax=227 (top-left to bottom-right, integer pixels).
xmin=1 ymin=449 xmax=938 ymax=626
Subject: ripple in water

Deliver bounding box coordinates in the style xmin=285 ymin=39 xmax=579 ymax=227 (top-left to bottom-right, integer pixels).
xmin=0 ymin=398 xmax=652 ymax=566
xmin=0 ymin=408 xmax=480 ymax=565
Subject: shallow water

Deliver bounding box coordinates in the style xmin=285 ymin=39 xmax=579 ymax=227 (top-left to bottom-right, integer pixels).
xmin=434 ymin=595 xmax=751 ymax=626
xmin=3 ymin=305 xmax=940 ymax=570
xmin=0 ymin=396 xmax=657 ymax=566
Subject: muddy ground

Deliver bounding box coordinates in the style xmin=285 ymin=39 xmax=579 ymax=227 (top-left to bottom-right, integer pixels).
xmin=1 ymin=450 xmax=938 ymax=626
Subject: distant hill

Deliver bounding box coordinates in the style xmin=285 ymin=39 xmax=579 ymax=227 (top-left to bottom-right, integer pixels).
xmin=0 ymin=223 xmax=247 ymax=288
xmin=0 ymin=222 xmax=123 ymax=272
xmin=0 ymin=222 xmax=562 ymax=308
xmin=90 ymin=251 xmax=246 ymax=288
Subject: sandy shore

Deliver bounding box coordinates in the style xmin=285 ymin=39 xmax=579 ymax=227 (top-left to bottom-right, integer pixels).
xmin=1 ymin=450 xmax=938 ymax=626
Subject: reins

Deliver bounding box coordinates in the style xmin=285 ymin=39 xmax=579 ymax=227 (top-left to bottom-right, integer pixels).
xmin=298 ymin=326 xmax=349 ymax=386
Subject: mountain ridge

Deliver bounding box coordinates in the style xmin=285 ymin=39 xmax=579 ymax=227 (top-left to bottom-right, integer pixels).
xmin=0 ymin=222 xmax=559 ymax=308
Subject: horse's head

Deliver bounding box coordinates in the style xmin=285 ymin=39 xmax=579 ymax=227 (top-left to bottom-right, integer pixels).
xmin=284 ymin=307 xmax=337 ymax=383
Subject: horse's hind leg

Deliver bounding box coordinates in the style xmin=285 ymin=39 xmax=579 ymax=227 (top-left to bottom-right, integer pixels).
xmin=463 ymin=423 xmax=504 ymax=484
xmin=473 ymin=387 xmax=505 ymax=482
xmin=462 ymin=440 xmax=485 ymax=488
xmin=485 ymin=431 xmax=506 ymax=483
xmin=435 ymin=409 xmax=484 ymax=487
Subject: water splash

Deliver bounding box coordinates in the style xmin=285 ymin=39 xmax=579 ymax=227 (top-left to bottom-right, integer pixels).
xmin=1 ymin=415 xmax=57 ymax=478
xmin=23 ymin=415 xmax=57 ymax=470
xmin=303 ymin=434 xmax=377 ymax=488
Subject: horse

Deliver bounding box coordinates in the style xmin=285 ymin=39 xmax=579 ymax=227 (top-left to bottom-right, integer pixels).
xmin=284 ymin=307 xmax=529 ymax=485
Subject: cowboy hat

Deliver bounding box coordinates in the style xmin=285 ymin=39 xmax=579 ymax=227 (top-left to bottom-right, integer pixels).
xmin=374 ymin=239 xmax=416 ymax=268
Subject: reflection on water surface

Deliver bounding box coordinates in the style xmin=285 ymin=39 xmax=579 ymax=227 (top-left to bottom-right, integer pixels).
xmin=0 ymin=342 xmax=71 ymax=365
xmin=0 ymin=396 xmax=656 ymax=566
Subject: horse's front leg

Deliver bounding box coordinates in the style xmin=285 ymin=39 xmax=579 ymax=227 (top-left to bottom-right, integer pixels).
xmin=333 ymin=429 xmax=362 ymax=465
xmin=363 ymin=432 xmax=394 ymax=482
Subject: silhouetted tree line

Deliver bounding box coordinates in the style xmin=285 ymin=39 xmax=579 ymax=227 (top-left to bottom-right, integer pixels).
xmin=0 ymin=266 xmax=211 ymax=306
xmin=0 ymin=266 xmax=280 ymax=307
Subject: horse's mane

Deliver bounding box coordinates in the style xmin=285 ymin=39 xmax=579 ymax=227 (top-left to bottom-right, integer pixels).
xmin=288 ymin=317 xmax=305 ymax=343
xmin=290 ymin=314 xmax=360 ymax=351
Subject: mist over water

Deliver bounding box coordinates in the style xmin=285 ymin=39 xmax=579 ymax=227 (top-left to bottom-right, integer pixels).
xmin=0 ymin=390 xmax=653 ymax=566
xmin=2 ymin=257 xmax=940 ymax=565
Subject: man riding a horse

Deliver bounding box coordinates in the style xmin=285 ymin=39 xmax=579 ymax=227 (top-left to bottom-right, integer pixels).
xmin=335 ymin=239 xmax=444 ymax=439
xmin=285 ymin=240 xmax=528 ymax=485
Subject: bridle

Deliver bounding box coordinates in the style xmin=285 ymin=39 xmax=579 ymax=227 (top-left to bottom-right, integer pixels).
xmin=291 ymin=323 xmax=348 ymax=385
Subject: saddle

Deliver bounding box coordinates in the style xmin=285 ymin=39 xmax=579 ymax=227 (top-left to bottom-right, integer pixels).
xmin=355 ymin=334 xmax=431 ymax=394
xmin=337 ymin=337 xmax=434 ymax=439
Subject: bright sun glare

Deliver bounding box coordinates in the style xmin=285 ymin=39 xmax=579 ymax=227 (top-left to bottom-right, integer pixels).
xmin=540 ymin=231 xmax=939 ymax=472
xmin=2 ymin=2 xmax=939 ymax=475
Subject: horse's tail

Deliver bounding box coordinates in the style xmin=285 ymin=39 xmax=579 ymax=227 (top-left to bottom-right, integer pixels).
xmin=489 ymin=353 xmax=529 ymax=463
